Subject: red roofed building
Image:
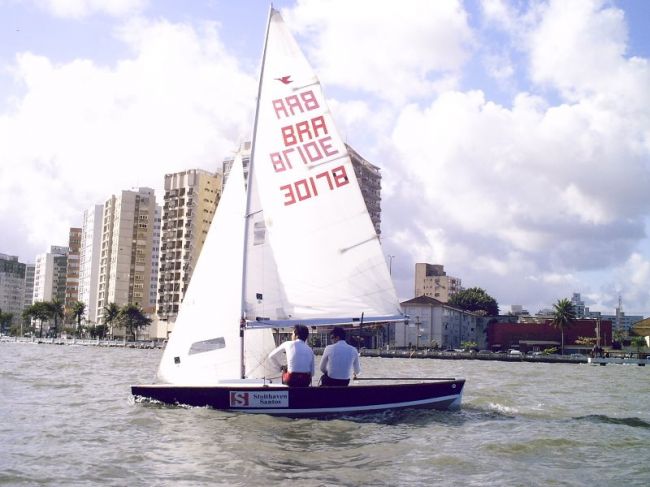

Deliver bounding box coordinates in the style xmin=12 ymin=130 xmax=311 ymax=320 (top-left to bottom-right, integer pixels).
xmin=487 ymin=318 xmax=612 ymax=353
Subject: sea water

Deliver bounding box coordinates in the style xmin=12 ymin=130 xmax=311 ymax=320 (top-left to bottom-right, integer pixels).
xmin=1 ymin=341 xmax=649 ymax=486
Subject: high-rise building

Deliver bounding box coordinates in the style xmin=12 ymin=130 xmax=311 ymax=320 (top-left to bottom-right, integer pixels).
xmin=157 ymin=169 xmax=221 ymax=321
xmin=33 ymin=246 xmax=68 ymax=303
xmin=346 ymin=144 xmax=382 ymax=236
xmin=79 ymin=205 xmax=103 ymax=324
xmin=0 ymin=254 xmax=26 ymax=327
xmin=64 ymin=227 xmax=82 ymax=313
xmin=23 ymin=264 xmax=35 ymax=310
xmin=414 ymin=263 xmax=462 ymax=303
xmin=222 ymin=142 xmax=383 ymax=235
xmin=150 ymin=205 xmax=161 ymax=312
xmin=97 ymin=188 xmax=157 ymax=325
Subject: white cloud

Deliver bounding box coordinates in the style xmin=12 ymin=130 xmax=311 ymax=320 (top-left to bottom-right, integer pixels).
xmin=379 ymin=0 xmax=650 ymax=312
xmin=0 ymin=18 xmax=255 ymax=255
xmin=1 ymin=0 xmax=649 ymax=317
xmin=33 ymin=0 xmax=147 ymax=18
xmin=284 ymin=0 xmax=473 ymax=104
xmin=528 ymin=0 xmax=650 ymax=105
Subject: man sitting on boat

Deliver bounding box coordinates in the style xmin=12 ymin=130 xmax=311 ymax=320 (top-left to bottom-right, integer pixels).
xmin=268 ymin=324 xmax=315 ymax=387
xmin=319 ymin=326 xmax=360 ymax=386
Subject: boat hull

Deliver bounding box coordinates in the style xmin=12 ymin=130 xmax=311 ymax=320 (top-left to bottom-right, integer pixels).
xmin=131 ymin=379 xmax=465 ymax=417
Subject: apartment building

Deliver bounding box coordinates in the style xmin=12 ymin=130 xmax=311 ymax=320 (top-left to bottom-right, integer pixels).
xmin=414 ymin=263 xmax=462 ymax=303
xmin=346 ymin=144 xmax=382 ymax=236
xmin=64 ymin=227 xmax=82 ymax=313
xmin=157 ymin=169 xmax=221 ymax=322
xmin=33 ymin=246 xmax=68 ymax=303
xmin=79 ymin=205 xmax=103 ymax=323
xmin=23 ymin=264 xmax=35 ymax=310
xmin=0 ymin=254 xmax=26 ymax=326
xmin=394 ymin=295 xmax=485 ymax=350
xmin=97 ymin=188 xmax=157 ymax=326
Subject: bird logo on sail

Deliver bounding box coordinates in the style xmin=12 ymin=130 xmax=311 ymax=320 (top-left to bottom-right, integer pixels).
xmin=276 ymin=75 xmax=292 ymax=84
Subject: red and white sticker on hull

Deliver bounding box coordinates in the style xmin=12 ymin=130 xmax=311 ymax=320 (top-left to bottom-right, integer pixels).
xmin=229 ymin=390 xmax=289 ymax=408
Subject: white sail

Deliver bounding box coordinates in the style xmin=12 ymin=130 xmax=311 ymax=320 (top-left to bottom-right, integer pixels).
xmin=157 ymin=155 xmax=275 ymax=384
xmin=245 ymin=9 xmax=403 ymax=328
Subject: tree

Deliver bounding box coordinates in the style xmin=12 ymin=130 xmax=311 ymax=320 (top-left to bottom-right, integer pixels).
xmin=448 ymin=287 xmax=499 ymax=316
xmin=46 ymin=299 xmax=65 ymax=337
xmin=461 ymin=341 xmax=478 ymax=351
xmin=71 ymin=301 xmax=86 ymax=338
xmin=117 ymin=304 xmax=152 ymax=342
xmin=0 ymin=310 xmax=13 ymax=335
xmin=103 ymin=303 xmax=120 ymax=339
xmin=24 ymin=302 xmax=51 ymax=337
xmin=630 ymin=336 xmax=646 ymax=357
xmin=551 ymin=298 xmax=576 ymax=355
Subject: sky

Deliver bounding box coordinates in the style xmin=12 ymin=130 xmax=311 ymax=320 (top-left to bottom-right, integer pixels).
xmin=1 ymin=0 xmax=649 ymax=317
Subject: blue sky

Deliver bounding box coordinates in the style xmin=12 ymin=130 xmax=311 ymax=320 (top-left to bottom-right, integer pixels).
xmin=1 ymin=0 xmax=649 ymax=317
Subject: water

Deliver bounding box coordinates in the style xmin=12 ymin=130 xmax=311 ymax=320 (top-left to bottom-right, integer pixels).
xmin=1 ymin=342 xmax=649 ymax=486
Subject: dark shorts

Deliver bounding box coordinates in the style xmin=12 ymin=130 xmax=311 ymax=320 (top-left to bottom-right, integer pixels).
xmin=319 ymin=374 xmax=350 ymax=387
xmin=282 ymin=371 xmax=312 ymax=387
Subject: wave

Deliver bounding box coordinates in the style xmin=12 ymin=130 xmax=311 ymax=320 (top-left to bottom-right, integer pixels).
xmin=574 ymin=414 xmax=650 ymax=429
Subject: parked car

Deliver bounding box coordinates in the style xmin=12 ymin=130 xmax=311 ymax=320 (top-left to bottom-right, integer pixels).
xmin=508 ymin=349 xmax=522 ymax=356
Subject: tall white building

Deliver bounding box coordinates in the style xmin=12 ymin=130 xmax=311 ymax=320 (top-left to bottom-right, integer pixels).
xmin=33 ymin=246 xmax=68 ymax=303
xmin=149 ymin=205 xmax=162 ymax=312
xmin=79 ymin=205 xmax=103 ymax=323
xmin=97 ymin=188 xmax=157 ymax=326
xmin=23 ymin=264 xmax=35 ymax=310
xmin=64 ymin=227 xmax=82 ymax=313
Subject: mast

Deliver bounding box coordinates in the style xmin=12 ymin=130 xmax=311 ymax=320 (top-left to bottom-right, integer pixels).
xmin=239 ymin=6 xmax=274 ymax=379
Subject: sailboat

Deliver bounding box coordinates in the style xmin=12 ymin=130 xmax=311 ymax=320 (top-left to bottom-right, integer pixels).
xmin=132 ymin=8 xmax=465 ymax=417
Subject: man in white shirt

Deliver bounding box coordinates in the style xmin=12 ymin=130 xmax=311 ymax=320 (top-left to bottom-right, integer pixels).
xmin=319 ymin=326 xmax=360 ymax=386
xmin=268 ymin=324 xmax=314 ymax=387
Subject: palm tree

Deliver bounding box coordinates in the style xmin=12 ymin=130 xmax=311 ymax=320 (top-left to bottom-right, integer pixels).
xmin=117 ymin=304 xmax=152 ymax=342
xmin=25 ymin=301 xmax=52 ymax=337
xmin=47 ymin=299 xmax=65 ymax=338
xmin=71 ymin=301 xmax=86 ymax=338
xmin=551 ymin=298 xmax=576 ymax=355
xmin=103 ymin=303 xmax=120 ymax=340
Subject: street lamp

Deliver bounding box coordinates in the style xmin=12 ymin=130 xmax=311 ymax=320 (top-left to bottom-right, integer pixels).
xmin=387 ymin=255 xmax=395 ymax=275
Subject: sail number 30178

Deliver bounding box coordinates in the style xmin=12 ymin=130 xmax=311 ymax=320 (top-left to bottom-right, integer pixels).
xmin=279 ymin=165 xmax=349 ymax=206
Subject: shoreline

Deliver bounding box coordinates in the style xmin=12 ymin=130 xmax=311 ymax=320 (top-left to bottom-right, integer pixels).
xmin=2 ymin=336 xmax=587 ymax=362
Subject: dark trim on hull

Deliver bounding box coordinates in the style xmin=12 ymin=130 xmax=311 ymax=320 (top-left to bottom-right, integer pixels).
xmin=131 ymin=380 xmax=465 ymax=417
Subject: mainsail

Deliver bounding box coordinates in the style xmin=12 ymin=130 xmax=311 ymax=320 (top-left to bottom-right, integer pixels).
xmin=156 ymin=8 xmax=404 ymax=385
xmin=244 ymin=8 xmax=404 ymax=328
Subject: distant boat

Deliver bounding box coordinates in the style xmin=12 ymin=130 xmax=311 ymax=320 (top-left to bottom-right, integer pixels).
xmin=131 ymin=7 xmax=465 ymax=417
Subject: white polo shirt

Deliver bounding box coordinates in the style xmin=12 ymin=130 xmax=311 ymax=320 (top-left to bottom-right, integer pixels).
xmin=319 ymin=340 xmax=360 ymax=380
xmin=268 ymin=339 xmax=315 ymax=375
